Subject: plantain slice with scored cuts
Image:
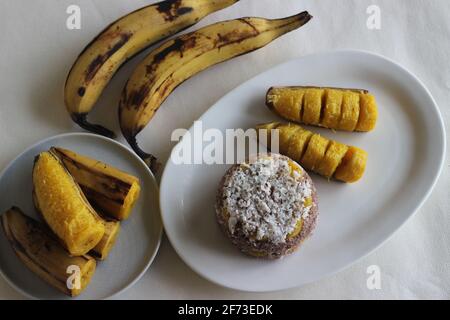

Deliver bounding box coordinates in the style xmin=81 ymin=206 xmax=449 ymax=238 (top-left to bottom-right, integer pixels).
xmin=266 ymin=86 xmax=378 ymax=132
xmin=256 ymin=122 xmax=368 ymax=183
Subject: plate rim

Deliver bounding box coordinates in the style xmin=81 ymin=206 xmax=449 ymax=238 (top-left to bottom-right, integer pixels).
xmin=0 ymin=132 xmax=163 ymax=300
xmin=159 ymin=49 xmax=447 ymax=292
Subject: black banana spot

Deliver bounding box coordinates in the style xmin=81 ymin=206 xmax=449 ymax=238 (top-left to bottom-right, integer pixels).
xmin=156 ymin=0 xmax=193 ymax=21
xmin=130 ymin=85 xmax=150 ymax=109
xmin=216 ymin=29 xmax=258 ymax=49
xmin=152 ymin=36 xmax=197 ymax=65
xmin=77 ymin=86 xmax=86 ymax=97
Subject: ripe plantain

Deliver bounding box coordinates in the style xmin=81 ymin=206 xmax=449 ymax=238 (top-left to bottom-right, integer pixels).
xmin=50 ymin=147 xmax=140 ymax=221
xmin=65 ymin=0 xmax=240 ymax=138
xmin=256 ymin=122 xmax=368 ymax=183
xmin=119 ymin=12 xmax=313 ymax=171
xmin=266 ymin=86 xmax=378 ymax=132
xmin=32 ymin=188 xmax=121 ymax=261
xmin=1 ymin=207 xmax=96 ymax=297
xmin=33 ymin=151 xmax=105 ymax=256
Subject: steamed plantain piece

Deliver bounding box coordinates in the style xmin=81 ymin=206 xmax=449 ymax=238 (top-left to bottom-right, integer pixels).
xmin=1 ymin=207 xmax=96 ymax=297
xmin=301 ymin=134 xmax=329 ymax=171
xmin=256 ymin=122 xmax=368 ymax=183
xmin=32 ymin=189 xmax=120 ymax=261
xmin=315 ymin=141 xmax=349 ymax=178
xmin=266 ymin=86 xmax=378 ymax=132
xmin=90 ymin=219 xmax=120 ymax=260
xmin=266 ymin=87 xmax=304 ymax=121
xmin=356 ymin=94 xmax=378 ymax=131
xmin=334 ymin=146 xmax=368 ymax=183
xmin=286 ymin=129 xmax=313 ymax=163
xmin=50 ymin=147 xmax=140 ymax=221
xmin=33 ymin=152 xmax=105 ymax=256
xmin=339 ymin=91 xmax=360 ymax=131
xmin=302 ymin=88 xmax=323 ymax=125
xmin=276 ymin=123 xmax=301 ymax=154
xmin=322 ymin=89 xmax=343 ymax=129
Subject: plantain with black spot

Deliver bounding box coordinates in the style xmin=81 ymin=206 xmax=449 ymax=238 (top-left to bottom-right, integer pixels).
xmin=65 ymin=0 xmax=240 ymax=138
xmin=119 ymin=11 xmax=313 ymax=172
xmin=1 ymin=207 xmax=97 ymax=297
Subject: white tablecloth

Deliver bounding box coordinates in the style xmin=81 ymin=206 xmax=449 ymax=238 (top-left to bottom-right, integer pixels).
xmin=0 ymin=0 xmax=449 ymax=299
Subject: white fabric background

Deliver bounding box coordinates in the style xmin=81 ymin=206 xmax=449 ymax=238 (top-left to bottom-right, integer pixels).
xmin=0 ymin=0 xmax=449 ymax=299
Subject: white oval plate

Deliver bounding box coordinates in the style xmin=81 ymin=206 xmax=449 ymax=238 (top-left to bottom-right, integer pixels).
xmin=0 ymin=133 xmax=162 ymax=299
xmin=160 ymin=50 xmax=446 ymax=292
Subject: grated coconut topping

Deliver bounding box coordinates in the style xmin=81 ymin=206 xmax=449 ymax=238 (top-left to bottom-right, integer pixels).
xmin=223 ymin=155 xmax=313 ymax=244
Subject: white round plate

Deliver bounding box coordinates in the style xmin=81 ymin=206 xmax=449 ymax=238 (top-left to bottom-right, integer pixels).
xmin=160 ymin=50 xmax=446 ymax=292
xmin=0 ymin=133 xmax=162 ymax=299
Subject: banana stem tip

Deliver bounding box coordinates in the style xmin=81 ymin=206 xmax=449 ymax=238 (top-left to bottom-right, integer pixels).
xmin=127 ymin=136 xmax=160 ymax=174
xmin=295 ymin=11 xmax=313 ymax=23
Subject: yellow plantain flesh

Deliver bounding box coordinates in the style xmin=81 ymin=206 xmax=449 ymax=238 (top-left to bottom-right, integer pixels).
xmin=266 ymin=87 xmax=378 ymax=132
xmin=257 ymin=122 xmax=368 ymax=183
xmin=50 ymin=147 xmax=140 ymax=221
xmin=32 ymin=152 xmax=105 ymax=256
